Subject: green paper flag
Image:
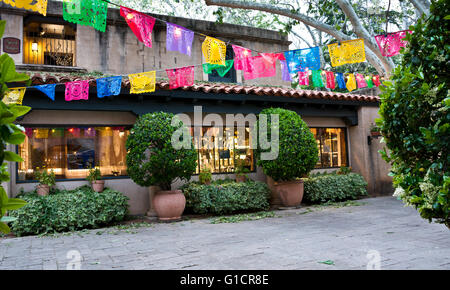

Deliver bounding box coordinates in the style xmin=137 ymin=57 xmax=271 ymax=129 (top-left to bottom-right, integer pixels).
xmin=203 ymin=60 xmax=234 ymax=77
xmin=63 ymin=0 xmax=108 ymax=32
xmin=312 ymin=70 xmax=324 ymax=87
xmin=366 ymin=77 xmax=374 ymax=88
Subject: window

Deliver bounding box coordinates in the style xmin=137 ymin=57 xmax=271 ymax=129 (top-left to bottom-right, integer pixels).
xmin=17 ymin=127 xmax=129 ymax=181
xmin=207 ymin=45 xmax=236 ymax=83
xmin=310 ymin=128 xmax=348 ymax=168
xmin=23 ymin=21 xmax=76 ymax=66
xmin=191 ymin=126 xmax=254 ymax=174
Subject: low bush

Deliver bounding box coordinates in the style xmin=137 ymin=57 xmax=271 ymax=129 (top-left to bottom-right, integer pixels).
xmin=10 ymin=186 xmax=129 ymax=236
xmin=303 ymin=173 xmax=368 ymax=204
xmin=181 ymin=181 xmax=270 ymax=215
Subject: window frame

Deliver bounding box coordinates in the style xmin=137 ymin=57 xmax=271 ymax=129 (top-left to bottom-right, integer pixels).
xmin=310 ymin=126 xmax=349 ymax=169
xmin=15 ymin=124 xmax=132 ymax=184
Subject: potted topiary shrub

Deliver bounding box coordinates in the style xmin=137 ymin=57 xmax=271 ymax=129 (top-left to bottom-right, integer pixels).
xmin=235 ymin=159 xmax=250 ymax=183
xmin=199 ymin=167 xmax=212 ymax=185
xmin=35 ymin=168 xmax=56 ymax=196
xmin=256 ymin=108 xmax=318 ymax=207
xmin=126 ymin=112 xmax=198 ymax=221
xmin=370 ymin=123 xmax=381 ymax=137
xmin=87 ymin=167 xmax=104 ymax=192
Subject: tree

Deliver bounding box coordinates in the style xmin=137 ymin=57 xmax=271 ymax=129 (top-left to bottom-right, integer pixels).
xmin=377 ymin=0 xmax=449 ymax=227
xmin=205 ymin=0 xmax=431 ymax=76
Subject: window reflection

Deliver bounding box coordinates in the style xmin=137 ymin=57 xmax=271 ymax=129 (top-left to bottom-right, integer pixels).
xmin=310 ymin=128 xmax=347 ymax=168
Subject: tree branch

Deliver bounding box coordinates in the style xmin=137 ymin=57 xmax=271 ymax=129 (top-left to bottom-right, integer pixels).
xmin=408 ymin=0 xmax=430 ymax=16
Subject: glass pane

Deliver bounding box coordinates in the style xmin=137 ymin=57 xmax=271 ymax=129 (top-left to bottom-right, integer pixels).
xmin=309 ymin=127 xmax=348 ymax=169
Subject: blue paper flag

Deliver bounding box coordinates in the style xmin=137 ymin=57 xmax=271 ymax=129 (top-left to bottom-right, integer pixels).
xmin=284 ymin=46 xmax=321 ymax=74
xmin=96 ymin=76 xmax=122 ymax=98
xmin=35 ymin=84 xmax=57 ymax=101
xmin=336 ymin=72 xmax=346 ymax=89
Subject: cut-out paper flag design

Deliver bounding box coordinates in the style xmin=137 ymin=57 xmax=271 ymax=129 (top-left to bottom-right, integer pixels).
xmin=65 ymin=80 xmax=89 ymax=101
xmin=355 ymin=73 xmax=367 ymax=88
xmin=35 ymin=84 xmax=56 ymax=101
xmin=202 ymin=36 xmax=227 ymax=66
xmin=325 ymin=71 xmax=335 ymax=89
xmin=2 ymin=87 xmax=26 ymax=105
xmin=243 ymin=55 xmax=276 ymax=80
xmin=366 ymin=76 xmax=374 ymax=88
xmin=203 ymin=60 xmax=234 ymax=77
xmin=96 ymin=76 xmax=122 ymax=98
xmin=232 ymin=45 xmax=252 ymax=70
xmin=120 ymin=6 xmax=156 ymax=48
xmin=346 ymin=73 xmax=357 ymax=92
xmin=280 ymin=60 xmax=292 ymax=82
xmin=298 ymin=71 xmax=309 ymax=86
xmin=375 ymin=30 xmax=412 ymax=57
xmin=2 ymin=0 xmax=47 ymax=16
xmin=328 ymin=39 xmax=366 ymax=67
xmin=284 ymin=46 xmax=321 ymax=74
xmin=336 ymin=73 xmax=346 ymax=89
xmin=166 ymin=23 xmax=194 ymax=56
xmin=25 ymin=128 xmax=33 ymax=139
xmin=128 ymin=71 xmax=156 ymax=94
xmin=63 ymin=0 xmax=107 ymax=32
xmin=166 ymin=66 xmax=195 ymax=89
xmin=312 ymin=70 xmax=324 ymax=88
xmin=372 ymin=75 xmax=381 ymax=87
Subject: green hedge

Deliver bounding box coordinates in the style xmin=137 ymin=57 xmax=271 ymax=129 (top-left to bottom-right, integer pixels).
xmin=181 ymin=181 xmax=270 ymax=215
xmin=303 ymin=173 xmax=368 ymax=204
xmin=10 ymin=186 xmax=129 ymax=236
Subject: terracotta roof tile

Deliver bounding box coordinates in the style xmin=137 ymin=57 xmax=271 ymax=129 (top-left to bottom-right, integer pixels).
xmin=27 ymin=73 xmax=380 ymax=103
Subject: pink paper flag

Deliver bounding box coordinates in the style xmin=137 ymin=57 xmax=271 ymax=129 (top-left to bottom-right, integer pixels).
xmin=232 ymin=45 xmax=252 ymax=71
xmin=298 ymin=71 xmax=310 ymax=86
xmin=372 ymin=75 xmax=381 ymax=87
xmin=120 ymin=6 xmax=156 ymax=48
xmin=243 ymin=55 xmax=276 ymax=80
xmin=325 ymin=71 xmax=336 ymax=89
xmin=166 ymin=66 xmax=195 ymax=89
xmin=375 ymin=30 xmax=412 ymax=57
xmin=65 ymin=80 xmax=89 ymax=101
xmin=355 ymin=73 xmax=368 ymax=88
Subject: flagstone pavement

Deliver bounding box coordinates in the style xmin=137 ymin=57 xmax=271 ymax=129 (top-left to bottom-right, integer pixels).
xmin=0 ymin=196 xmax=449 ymax=270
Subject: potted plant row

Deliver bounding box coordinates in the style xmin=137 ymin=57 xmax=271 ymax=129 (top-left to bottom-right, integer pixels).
xmin=87 ymin=167 xmax=104 ymax=192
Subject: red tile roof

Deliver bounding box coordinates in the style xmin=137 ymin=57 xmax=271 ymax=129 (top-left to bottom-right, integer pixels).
xmin=29 ymin=73 xmax=380 ymax=103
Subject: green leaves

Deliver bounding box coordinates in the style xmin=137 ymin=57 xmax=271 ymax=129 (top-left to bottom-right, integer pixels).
xmin=0 ymin=186 xmax=27 ymax=234
xmin=0 ymin=20 xmax=5 ymax=39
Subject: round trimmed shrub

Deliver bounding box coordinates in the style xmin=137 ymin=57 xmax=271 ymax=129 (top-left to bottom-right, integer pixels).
xmin=126 ymin=112 xmax=198 ymax=190
xmin=377 ymin=0 xmax=449 ymax=227
xmin=256 ymin=108 xmax=318 ymax=181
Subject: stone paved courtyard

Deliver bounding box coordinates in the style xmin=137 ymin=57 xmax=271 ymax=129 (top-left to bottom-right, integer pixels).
xmin=0 ymin=196 xmax=449 ymax=270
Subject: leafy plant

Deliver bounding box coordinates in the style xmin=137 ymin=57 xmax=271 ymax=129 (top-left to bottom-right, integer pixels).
xmin=303 ymin=173 xmax=368 ymax=204
xmin=377 ymin=0 xmax=449 ymax=227
xmin=210 ymin=211 xmax=278 ymax=224
xmin=235 ymin=159 xmax=250 ymax=178
xmin=34 ymin=168 xmax=56 ymax=187
xmin=337 ymin=166 xmax=352 ymax=175
xmin=255 ymin=108 xmax=318 ymax=182
xmin=10 ymin=186 xmax=129 ymax=236
xmin=181 ymin=180 xmax=270 ymax=215
xmin=198 ymin=167 xmax=212 ymax=184
xmin=0 ymin=19 xmax=31 ymax=233
xmin=87 ymin=167 xmax=102 ymax=182
xmin=126 ymin=112 xmax=198 ymax=190
xmin=370 ymin=123 xmax=380 ymax=132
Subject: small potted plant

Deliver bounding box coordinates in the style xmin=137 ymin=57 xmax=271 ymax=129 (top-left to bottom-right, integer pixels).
xmin=370 ymin=123 xmax=381 ymax=137
xmin=199 ymin=167 xmax=212 ymax=185
xmin=87 ymin=167 xmax=104 ymax=192
xmin=35 ymin=168 xmax=56 ymax=196
xmin=235 ymin=159 xmax=250 ymax=182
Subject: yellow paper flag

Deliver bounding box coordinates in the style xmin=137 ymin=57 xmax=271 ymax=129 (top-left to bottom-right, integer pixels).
xmin=2 ymin=87 xmax=26 ymax=105
xmin=1 ymin=0 xmax=47 ymax=16
xmin=328 ymin=39 xmax=366 ymax=67
xmin=128 ymin=71 xmax=156 ymax=94
xmin=346 ymin=73 xmax=357 ymax=92
xmin=202 ymin=36 xmax=226 ymax=66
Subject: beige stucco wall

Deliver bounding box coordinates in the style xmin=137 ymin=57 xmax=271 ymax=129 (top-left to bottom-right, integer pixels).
xmin=0 ymin=13 xmax=23 ymax=64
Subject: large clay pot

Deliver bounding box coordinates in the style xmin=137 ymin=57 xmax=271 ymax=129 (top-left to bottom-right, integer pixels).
xmin=273 ymin=179 xmax=304 ymax=207
xmin=91 ymin=180 xmax=105 ymax=193
xmin=153 ymin=190 xmax=186 ymax=221
xmin=36 ymin=184 xmax=50 ymax=196
xmin=266 ymin=176 xmax=282 ymax=206
xmin=235 ymin=175 xmax=246 ymax=183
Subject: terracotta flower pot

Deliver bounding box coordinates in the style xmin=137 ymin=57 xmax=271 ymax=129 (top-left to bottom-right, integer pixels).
xmin=273 ymin=179 xmax=304 ymax=207
xmin=36 ymin=184 xmax=50 ymax=196
xmin=235 ymin=175 xmax=246 ymax=183
xmin=91 ymin=180 xmax=105 ymax=192
xmin=153 ymin=190 xmax=186 ymax=221
xmin=371 ymin=131 xmax=381 ymax=137
xmin=266 ymin=176 xmax=282 ymax=207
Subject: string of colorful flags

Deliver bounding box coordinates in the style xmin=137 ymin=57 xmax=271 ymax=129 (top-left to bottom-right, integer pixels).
xmin=0 ymin=0 xmax=412 ymax=105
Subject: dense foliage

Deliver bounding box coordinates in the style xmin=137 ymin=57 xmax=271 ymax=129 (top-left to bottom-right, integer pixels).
xmin=256 ymin=108 xmax=318 ymax=182
xmin=126 ymin=112 xmax=198 ymax=190
xmin=303 ymin=173 xmax=368 ymax=204
xmin=377 ymin=0 xmax=449 ymax=227
xmin=10 ymin=186 xmax=129 ymax=236
xmin=181 ymin=180 xmax=270 ymax=215
xmin=0 ymin=20 xmax=31 ymax=233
